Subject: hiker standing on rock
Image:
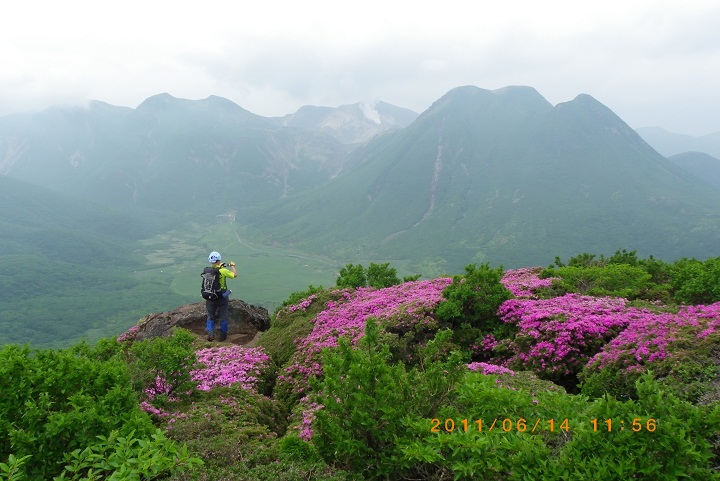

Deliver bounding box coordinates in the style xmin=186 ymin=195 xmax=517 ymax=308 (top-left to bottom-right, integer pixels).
xmin=202 ymin=251 xmax=237 ymax=342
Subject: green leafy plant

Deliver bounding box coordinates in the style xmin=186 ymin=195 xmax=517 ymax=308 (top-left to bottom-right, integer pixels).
xmin=127 ymin=328 xmax=198 ymax=403
xmin=0 ymin=454 xmax=31 ymax=481
xmin=54 ymin=429 xmax=202 ymax=480
xmin=0 ymin=342 xmax=156 ymax=480
xmin=335 ymin=263 xmax=367 ymax=288
xmin=546 ymin=375 xmax=720 ymax=480
xmin=435 ymin=263 xmax=513 ymax=337
xmin=366 ymin=263 xmax=402 ymax=288
xmin=336 ymin=262 xmax=404 ymax=289
xmin=671 ymin=256 xmax=720 ymax=304
xmin=311 ymin=321 xmax=466 ymax=479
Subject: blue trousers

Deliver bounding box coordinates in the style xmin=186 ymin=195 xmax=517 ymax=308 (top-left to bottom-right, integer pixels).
xmin=205 ymin=295 xmax=229 ymax=333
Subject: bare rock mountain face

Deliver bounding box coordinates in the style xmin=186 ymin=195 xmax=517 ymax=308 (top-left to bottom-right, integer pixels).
xmin=124 ymin=299 xmax=271 ymax=345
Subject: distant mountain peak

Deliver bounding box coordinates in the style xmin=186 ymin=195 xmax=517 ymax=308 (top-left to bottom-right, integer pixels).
xmin=136 ymin=92 xmax=177 ymax=110
xmin=282 ymin=100 xmax=418 ymax=144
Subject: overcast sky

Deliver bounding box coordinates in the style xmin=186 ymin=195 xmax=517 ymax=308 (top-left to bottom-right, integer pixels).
xmin=2 ymin=1 xmax=719 ymax=136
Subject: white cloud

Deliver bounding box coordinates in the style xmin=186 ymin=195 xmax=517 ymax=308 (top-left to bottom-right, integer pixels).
xmin=1 ymin=0 xmax=719 ymax=135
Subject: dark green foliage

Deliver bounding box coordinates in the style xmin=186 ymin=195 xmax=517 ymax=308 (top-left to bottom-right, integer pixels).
xmin=435 ymin=263 xmax=513 ymax=329
xmin=581 ymin=336 xmax=720 ymax=405
xmin=0 ymin=342 xmax=157 ymax=480
xmin=336 ymin=264 xmax=367 ymax=288
xmin=542 ymin=264 xmax=655 ymax=299
xmin=311 ymin=322 xmax=466 ymax=478
xmin=366 ymin=263 xmax=402 ymax=288
xmin=580 ymin=365 xmax=643 ymax=402
xmin=670 ymin=256 xmax=720 ymax=304
xmin=543 ymin=249 xmax=674 ymax=300
xmin=162 ymin=387 xmax=285 ymax=468
xmin=55 ymin=429 xmax=203 ymax=480
xmin=398 ymin=372 xmax=578 ymax=480
xmin=397 ymin=374 xmax=720 ymax=480
xmin=169 ymin=453 xmax=359 ymax=481
xmin=545 ymin=376 xmax=720 ymax=480
xmin=335 ymin=262 xmax=403 ymax=289
xmin=545 ymin=252 xmax=720 ymax=305
xmin=127 ymin=328 xmax=198 ymax=403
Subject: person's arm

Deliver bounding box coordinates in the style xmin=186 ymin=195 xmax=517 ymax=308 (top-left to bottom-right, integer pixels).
xmin=220 ymin=262 xmax=237 ymax=278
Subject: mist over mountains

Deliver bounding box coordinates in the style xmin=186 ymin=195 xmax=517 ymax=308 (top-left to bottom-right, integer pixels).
xmin=2 ymin=85 xmax=720 ymax=345
xmin=2 ymin=85 xmax=720 ymax=271
xmin=246 ymin=86 xmax=720 ymax=271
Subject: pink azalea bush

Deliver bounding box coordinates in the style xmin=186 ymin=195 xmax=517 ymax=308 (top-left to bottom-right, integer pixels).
xmin=292 ymin=395 xmax=324 ymax=441
xmin=587 ymin=302 xmax=720 ymax=372
xmin=139 ymin=345 xmax=271 ymax=417
xmin=501 ymin=267 xmax=558 ymax=298
xmin=285 ymin=294 xmax=319 ymax=313
xmin=496 ymin=267 xmax=720 ymax=390
xmin=495 ymin=294 xmax=636 ymax=378
xmin=276 ymin=278 xmax=453 ymax=396
xmin=192 ymin=346 xmax=271 ymax=392
xmin=467 ymin=362 xmax=515 ymax=376
xmin=117 ymin=325 xmax=140 ymax=342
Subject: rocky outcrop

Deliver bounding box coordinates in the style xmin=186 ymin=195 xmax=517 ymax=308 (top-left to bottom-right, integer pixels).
xmin=122 ymin=299 xmax=270 ymax=345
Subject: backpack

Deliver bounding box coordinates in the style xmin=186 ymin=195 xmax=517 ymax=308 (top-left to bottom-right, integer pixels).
xmin=200 ymin=267 xmax=223 ymax=300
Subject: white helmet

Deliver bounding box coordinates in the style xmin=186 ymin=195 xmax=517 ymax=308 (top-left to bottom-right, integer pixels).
xmin=208 ymin=251 xmax=222 ymax=263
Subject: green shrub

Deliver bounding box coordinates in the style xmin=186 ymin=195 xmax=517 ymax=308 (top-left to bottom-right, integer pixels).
xmin=127 ymin=328 xmax=198 ymax=403
xmin=546 ymin=375 xmax=720 ymax=480
xmin=54 ymin=429 xmax=202 ymax=480
xmin=0 ymin=454 xmax=31 ymax=481
xmin=335 ymin=263 xmax=403 ymax=289
xmin=435 ymin=263 xmax=513 ymax=336
xmin=0 ymin=342 xmax=155 ymax=480
xmin=542 ymin=264 xmax=654 ymax=299
xmin=397 ymin=371 xmax=582 ymax=480
xmin=311 ymin=322 xmax=466 ymax=479
xmin=671 ymin=256 xmax=720 ymax=305
xmin=335 ymin=263 xmax=367 ymax=288
xmin=544 ymin=251 xmax=673 ymax=302
xmin=366 ymin=263 xmax=401 ymax=288
xmin=398 ymin=372 xmax=720 ymax=480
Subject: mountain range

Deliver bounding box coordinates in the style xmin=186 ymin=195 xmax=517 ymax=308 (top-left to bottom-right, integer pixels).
xmin=2 ymin=85 xmax=720 ymax=344
xmin=245 ymin=86 xmax=720 ymax=271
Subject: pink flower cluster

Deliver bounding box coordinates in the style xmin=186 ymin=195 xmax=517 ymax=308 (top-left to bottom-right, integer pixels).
xmin=467 ymin=362 xmax=515 ymax=376
xmin=587 ymin=302 xmax=720 ymax=372
xmin=496 ymin=294 xmax=634 ymax=376
xmin=285 ymin=294 xmax=319 ymax=313
xmin=501 ymin=267 xmax=557 ymax=299
xmin=191 ymin=346 xmax=271 ymax=392
xmin=495 ymin=268 xmax=720 ymax=378
xmin=295 ymin=395 xmax=324 ymax=441
xmin=117 ymin=325 xmax=140 ymax=342
xmin=277 ymin=278 xmax=453 ymax=395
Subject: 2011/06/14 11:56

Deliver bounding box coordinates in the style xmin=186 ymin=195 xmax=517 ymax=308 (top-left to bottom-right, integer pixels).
xmin=430 ymin=418 xmax=658 ymax=433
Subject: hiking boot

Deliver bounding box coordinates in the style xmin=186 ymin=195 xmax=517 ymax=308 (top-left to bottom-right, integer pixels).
xmin=206 ymin=332 xmax=215 ymax=342
xmin=219 ymin=331 xmax=227 ymax=342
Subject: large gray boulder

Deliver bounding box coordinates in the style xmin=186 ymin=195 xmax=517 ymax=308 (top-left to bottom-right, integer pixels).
xmin=121 ymin=299 xmax=270 ymax=345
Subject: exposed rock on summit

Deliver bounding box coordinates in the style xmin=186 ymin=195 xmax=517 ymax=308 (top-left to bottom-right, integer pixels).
xmin=123 ymin=299 xmax=270 ymax=345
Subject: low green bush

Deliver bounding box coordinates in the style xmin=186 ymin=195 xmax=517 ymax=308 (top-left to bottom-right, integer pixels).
xmin=127 ymin=328 xmax=198 ymax=404
xmin=435 ymin=263 xmax=514 ymax=343
xmin=54 ymin=429 xmax=202 ymax=480
xmin=311 ymin=322 xmax=466 ymax=479
xmin=0 ymin=342 xmax=156 ymax=480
